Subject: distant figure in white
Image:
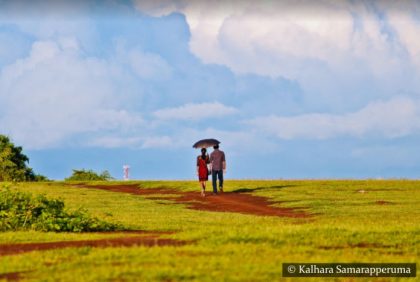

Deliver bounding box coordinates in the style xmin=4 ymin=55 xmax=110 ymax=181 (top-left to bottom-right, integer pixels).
xmin=123 ymin=165 xmax=130 ymax=180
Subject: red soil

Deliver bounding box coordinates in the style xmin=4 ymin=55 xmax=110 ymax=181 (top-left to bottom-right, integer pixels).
xmin=319 ymin=242 xmax=391 ymax=250
xmin=375 ymin=200 xmax=394 ymax=205
xmin=0 ymin=231 xmax=188 ymax=257
xmin=73 ymin=184 xmax=310 ymax=218
xmin=0 ymin=271 xmax=27 ymax=281
xmin=0 ymin=184 xmax=309 ymax=260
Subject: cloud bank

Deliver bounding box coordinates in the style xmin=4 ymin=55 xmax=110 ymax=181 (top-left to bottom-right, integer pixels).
xmin=136 ymin=0 xmax=420 ymax=77
xmin=136 ymin=0 xmax=420 ymax=115
xmin=0 ymin=39 xmax=146 ymax=149
xmin=247 ymin=97 xmax=420 ymax=139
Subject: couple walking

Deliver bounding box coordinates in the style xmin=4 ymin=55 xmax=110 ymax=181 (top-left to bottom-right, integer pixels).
xmin=197 ymin=144 xmax=226 ymax=197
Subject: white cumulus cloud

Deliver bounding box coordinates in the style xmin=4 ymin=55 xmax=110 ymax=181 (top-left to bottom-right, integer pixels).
xmin=153 ymin=102 xmax=238 ymax=121
xmin=135 ymin=0 xmax=420 ymax=112
xmin=135 ymin=0 xmax=420 ymax=78
xmin=86 ymin=135 xmax=175 ymax=149
xmin=246 ymin=97 xmax=420 ymax=139
xmin=0 ymin=39 xmax=144 ymax=149
xmin=114 ymin=40 xmax=172 ymax=80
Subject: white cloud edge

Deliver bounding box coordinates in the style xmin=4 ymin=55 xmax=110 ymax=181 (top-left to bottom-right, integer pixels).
xmin=134 ymin=0 xmax=420 ymax=79
xmin=246 ymin=97 xmax=420 ymax=140
xmin=153 ymin=102 xmax=238 ymax=121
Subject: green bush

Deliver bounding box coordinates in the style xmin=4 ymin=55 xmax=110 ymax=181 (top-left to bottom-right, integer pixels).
xmin=33 ymin=174 xmax=50 ymax=182
xmin=65 ymin=169 xmax=113 ymax=181
xmin=0 ymin=185 xmax=121 ymax=232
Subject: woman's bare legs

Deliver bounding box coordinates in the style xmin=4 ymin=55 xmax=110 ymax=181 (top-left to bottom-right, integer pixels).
xmin=200 ymin=181 xmax=206 ymax=197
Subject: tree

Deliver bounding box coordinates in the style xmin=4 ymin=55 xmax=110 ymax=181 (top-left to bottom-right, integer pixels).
xmin=0 ymin=135 xmax=43 ymax=181
xmin=65 ymin=169 xmax=114 ymax=181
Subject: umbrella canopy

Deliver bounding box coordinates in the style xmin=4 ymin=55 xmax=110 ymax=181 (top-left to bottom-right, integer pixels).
xmin=192 ymin=138 xmax=220 ymax=149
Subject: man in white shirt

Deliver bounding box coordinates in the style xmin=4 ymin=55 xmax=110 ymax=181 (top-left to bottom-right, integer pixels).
xmin=209 ymin=144 xmax=226 ymax=194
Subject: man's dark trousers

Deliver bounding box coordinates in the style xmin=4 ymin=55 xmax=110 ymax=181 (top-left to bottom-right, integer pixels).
xmin=212 ymin=170 xmax=223 ymax=193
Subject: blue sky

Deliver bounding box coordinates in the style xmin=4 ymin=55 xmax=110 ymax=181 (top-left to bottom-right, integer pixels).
xmin=1 ymin=0 xmax=420 ymax=180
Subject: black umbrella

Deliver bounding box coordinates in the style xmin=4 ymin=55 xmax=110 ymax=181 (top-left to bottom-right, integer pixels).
xmin=192 ymin=138 xmax=220 ymax=149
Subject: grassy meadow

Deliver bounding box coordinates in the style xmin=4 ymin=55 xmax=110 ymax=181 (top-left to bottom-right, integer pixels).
xmin=0 ymin=180 xmax=419 ymax=281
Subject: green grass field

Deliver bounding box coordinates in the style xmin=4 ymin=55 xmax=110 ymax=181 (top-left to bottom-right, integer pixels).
xmin=0 ymin=180 xmax=419 ymax=281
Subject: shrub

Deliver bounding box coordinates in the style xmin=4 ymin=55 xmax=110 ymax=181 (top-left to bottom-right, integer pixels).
xmin=65 ymin=169 xmax=113 ymax=181
xmin=0 ymin=185 xmax=121 ymax=232
xmin=33 ymin=174 xmax=50 ymax=182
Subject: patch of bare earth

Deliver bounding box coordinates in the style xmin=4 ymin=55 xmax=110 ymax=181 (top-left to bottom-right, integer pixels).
xmin=0 ymin=271 xmax=28 ymax=281
xmin=0 ymin=231 xmax=188 ymax=257
xmin=319 ymin=243 xmax=392 ymax=250
xmin=375 ymin=200 xmax=394 ymax=205
xmin=72 ymin=184 xmax=311 ymax=218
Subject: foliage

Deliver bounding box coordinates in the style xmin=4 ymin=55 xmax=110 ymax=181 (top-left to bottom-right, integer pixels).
xmin=65 ymin=169 xmax=114 ymax=181
xmin=0 ymin=134 xmax=49 ymax=181
xmin=0 ymin=185 xmax=121 ymax=232
xmin=33 ymin=173 xmax=50 ymax=182
xmin=0 ymin=135 xmax=32 ymax=181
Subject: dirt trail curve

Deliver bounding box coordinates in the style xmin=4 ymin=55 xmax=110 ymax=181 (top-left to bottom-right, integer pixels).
xmin=0 ymin=231 xmax=187 ymax=257
xmin=0 ymin=231 xmax=188 ymax=281
xmin=73 ymin=184 xmax=310 ymax=218
xmin=0 ymin=184 xmax=309 ymax=272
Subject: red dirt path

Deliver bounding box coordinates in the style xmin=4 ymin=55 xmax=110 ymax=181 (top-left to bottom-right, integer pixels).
xmin=0 ymin=271 xmax=26 ymax=281
xmin=0 ymin=231 xmax=188 ymax=257
xmin=0 ymin=184 xmax=308 ymax=259
xmin=73 ymin=184 xmax=310 ymax=218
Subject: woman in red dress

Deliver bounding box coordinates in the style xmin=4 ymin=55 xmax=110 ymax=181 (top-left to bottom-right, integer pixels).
xmin=197 ymin=148 xmax=210 ymax=197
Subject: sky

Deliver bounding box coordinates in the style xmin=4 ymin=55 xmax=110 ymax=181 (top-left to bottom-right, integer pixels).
xmin=1 ymin=0 xmax=420 ymax=180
